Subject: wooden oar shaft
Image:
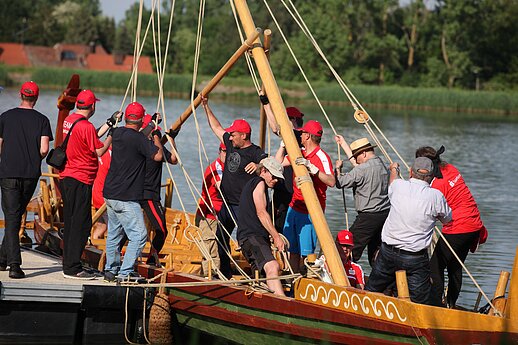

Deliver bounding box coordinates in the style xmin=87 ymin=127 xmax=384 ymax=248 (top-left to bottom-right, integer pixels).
xmin=234 ymin=0 xmax=348 ymax=287
xmin=170 ymin=29 xmax=260 ymax=131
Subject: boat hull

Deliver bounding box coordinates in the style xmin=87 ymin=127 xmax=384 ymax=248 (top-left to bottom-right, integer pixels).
xmin=157 ymin=273 xmax=518 ymax=345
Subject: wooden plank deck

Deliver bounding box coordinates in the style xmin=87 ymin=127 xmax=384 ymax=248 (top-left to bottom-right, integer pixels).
xmin=0 ymin=247 xmax=110 ymax=304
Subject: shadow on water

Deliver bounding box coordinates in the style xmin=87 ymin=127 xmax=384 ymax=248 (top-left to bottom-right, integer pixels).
xmin=1 ymin=89 xmax=517 ymax=309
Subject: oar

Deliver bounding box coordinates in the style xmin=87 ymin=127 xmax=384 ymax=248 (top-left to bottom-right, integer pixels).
xmin=341 ymin=188 xmax=349 ymax=230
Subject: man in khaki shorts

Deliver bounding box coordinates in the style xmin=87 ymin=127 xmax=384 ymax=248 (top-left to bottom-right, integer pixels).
xmin=195 ymin=143 xmax=226 ymax=275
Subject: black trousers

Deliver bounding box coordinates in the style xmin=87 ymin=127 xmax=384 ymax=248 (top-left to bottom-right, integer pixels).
xmin=429 ymin=231 xmax=480 ymax=307
xmin=349 ymin=209 xmax=389 ymax=266
xmin=61 ymin=177 xmax=92 ymax=275
xmin=216 ymin=203 xmax=239 ymax=279
xmin=0 ymin=178 xmax=38 ymax=266
xmin=140 ymin=199 xmax=167 ymax=253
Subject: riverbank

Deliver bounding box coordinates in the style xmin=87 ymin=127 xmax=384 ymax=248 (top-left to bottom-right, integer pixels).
xmin=2 ymin=65 xmax=517 ymax=115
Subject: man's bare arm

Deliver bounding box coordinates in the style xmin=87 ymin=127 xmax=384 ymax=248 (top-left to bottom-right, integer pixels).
xmin=201 ymin=95 xmax=225 ymax=142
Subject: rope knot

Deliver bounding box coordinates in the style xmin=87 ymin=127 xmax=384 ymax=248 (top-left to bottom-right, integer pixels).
xmin=295 ymin=175 xmax=312 ymax=188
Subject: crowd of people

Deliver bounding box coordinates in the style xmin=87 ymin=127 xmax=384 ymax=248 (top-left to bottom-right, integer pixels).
xmin=0 ymin=82 xmax=488 ymax=306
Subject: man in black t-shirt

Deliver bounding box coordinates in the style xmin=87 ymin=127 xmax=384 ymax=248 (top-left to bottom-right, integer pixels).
xmin=139 ymin=113 xmax=178 ymax=267
xmin=103 ymin=102 xmax=163 ymax=282
xmin=201 ymin=95 xmax=267 ymax=279
xmin=0 ymin=81 xmax=53 ymax=279
xmin=237 ymin=157 xmax=285 ymax=296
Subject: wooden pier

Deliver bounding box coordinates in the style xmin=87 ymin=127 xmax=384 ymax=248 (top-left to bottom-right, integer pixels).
xmin=0 ymin=248 xmax=148 ymax=344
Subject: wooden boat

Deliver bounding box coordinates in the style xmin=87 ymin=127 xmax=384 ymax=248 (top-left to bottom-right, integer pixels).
xmin=3 ymin=1 xmax=518 ymax=344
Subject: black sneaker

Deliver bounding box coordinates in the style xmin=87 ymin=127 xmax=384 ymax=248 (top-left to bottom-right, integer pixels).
xmin=9 ymin=264 xmax=25 ymax=279
xmin=146 ymin=252 xmax=162 ymax=268
xmin=62 ymin=270 xmax=96 ymax=280
xmin=0 ymin=262 xmax=7 ymax=271
xmin=103 ymin=271 xmax=117 ymax=283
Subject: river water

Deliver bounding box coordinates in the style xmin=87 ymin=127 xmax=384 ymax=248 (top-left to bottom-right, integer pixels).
xmin=1 ymin=88 xmax=517 ymax=308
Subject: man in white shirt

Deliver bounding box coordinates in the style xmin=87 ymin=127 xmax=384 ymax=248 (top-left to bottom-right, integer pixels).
xmin=365 ymin=157 xmax=452 ymax=304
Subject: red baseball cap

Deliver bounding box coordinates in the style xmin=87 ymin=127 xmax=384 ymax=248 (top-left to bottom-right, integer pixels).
xmin=299 ymin=120 xmax=323 ymax=137
xmin=336 ymin=230 xmax=354 ymax=246
xmin=76 ymin=89 xmax=100 ymax=107
xmin=225 ymin=119 xmax=251 ymax=134
xmin=141 ymin=114 xmax=161 ymax=130
xmin=219 ymin=142 xmax=226 ymax=151
xmin=286 ymin=107 xmax=303 ymax=119
xmin=20 ymin=81 xmax=39 ymax=97
xmin=125 ymin=102 xmax=145 ymax=121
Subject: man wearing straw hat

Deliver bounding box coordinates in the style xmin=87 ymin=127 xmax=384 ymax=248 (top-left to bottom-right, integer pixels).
xmin=334 ymin=136 xmax=390 ymax=267
xmin=237 ymin=157 xmax=286 ymax=296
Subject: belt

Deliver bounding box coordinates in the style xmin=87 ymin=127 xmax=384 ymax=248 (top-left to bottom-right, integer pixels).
xmin=382 ymin=243 xmax=427 ymax=256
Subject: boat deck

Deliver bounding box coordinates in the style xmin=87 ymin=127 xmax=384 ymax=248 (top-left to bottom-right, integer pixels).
xmin=0 ymin=247 xmax=110 ymax=304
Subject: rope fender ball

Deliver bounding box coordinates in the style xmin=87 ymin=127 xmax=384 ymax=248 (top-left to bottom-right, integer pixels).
xmin=149 ymin=292 xmax=173 ymax=344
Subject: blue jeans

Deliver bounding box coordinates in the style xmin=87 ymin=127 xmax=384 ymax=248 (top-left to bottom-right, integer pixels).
xmin=104 ymin=198 xmax=148 ymax=277
xmin=365 ymin=242 xmax=431 ymax=304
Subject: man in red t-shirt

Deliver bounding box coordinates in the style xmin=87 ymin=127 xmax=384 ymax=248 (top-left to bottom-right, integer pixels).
xmin=91 ymin=147 xmax=112 ymax=239
xmin=416 ymin=146 xmax=487 ymax=307
xmin=59 ymin=89 xmax=112 ymax=280
xmin=195 ymin=143 xmax=226 ymax=275
xmin=277 ymin=120 xmax=335 ymax=272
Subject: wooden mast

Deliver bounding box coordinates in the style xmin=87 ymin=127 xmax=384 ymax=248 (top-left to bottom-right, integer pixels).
xmin=259 ymin=29 xmax=272 ymax=150
xmin=234 ymin=0 xmax=348 ymax=286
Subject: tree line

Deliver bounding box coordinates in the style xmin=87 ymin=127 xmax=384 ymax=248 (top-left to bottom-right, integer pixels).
xmin=1 ymin=0 xmax=517 ymax=91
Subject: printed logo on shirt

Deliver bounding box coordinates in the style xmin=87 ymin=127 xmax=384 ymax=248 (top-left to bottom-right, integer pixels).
xmin=63 ymin=120 xmax=72 ymax=135
xmin=228 ymin=152 xmax=241 ymax=173
xmin=449 ymin=173 xmax=461 ymax=187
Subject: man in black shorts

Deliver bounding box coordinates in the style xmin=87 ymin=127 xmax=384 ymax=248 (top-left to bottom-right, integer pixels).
xmin=0 ymin=81 xmax=53 ymax=279
xmin=237 ymin=157 xmax=285 ymax=296
xmin=201 ymin=95 xmax=266 ymax=279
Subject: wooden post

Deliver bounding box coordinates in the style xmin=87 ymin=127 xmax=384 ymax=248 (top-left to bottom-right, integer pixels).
xmin=259 ymin=29 xmax=272 ymax=150
xmin=306 ymin=253 xmax=317 ymax=264
xmin=40 ymin=180 xmax=51 ymax=222
xmin=164 ymin=178 xmax=173 ymax=208
xmin=396 ymin=270 xmax=410 ymax=301
xmin=490 ymin=271 xmax=510 ymax=317
xmin=234 ymin=0 xmax=348 ymax=286
xmin=506 ymin=246 xmax=518 ymax=320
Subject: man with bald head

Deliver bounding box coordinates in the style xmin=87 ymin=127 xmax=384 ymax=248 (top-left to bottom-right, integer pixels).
xmin=365 ymin=157 xmax=452 ymax=304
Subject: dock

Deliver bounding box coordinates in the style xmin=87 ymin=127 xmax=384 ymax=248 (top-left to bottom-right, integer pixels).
xmin=0 ymin=247 xmax=148 ymax=344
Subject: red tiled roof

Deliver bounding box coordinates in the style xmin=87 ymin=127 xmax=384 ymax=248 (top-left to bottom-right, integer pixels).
xmin=0 ymin=42 xmax=31 ymax=66
xmin=0 ymin=42 xmax=153 ymax=74
xmin=86 ymin=54 xmax=153 ymax=74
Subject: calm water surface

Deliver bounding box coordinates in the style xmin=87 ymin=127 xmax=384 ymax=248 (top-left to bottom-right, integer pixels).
xmin=1 ymin=88 xmax=517 ymax=308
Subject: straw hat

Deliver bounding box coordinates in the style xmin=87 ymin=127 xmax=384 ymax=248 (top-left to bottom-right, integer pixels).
xmin=350 ymin=138 xmax=376 ymax=157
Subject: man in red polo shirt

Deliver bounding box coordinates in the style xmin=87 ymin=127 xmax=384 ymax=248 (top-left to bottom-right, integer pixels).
xmin=277 ymin=120 xmax=335 ymax=272
xmin=60 ymin=89 xmax=112 ymax=279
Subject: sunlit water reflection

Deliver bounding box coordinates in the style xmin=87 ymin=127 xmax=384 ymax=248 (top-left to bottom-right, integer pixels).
xmin=1 ymin=89 xmax=517 ymax=308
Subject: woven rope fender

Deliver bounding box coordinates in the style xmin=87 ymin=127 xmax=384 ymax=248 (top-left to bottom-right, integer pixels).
xmin=149 ymin=292 xmax=173 ymax=344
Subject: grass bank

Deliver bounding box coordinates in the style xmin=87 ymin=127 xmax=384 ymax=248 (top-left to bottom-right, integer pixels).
xmin=314 ymin=84 xmax=518 ymax=115
xmin=3 ymin=66 xmax=517 ymax=115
